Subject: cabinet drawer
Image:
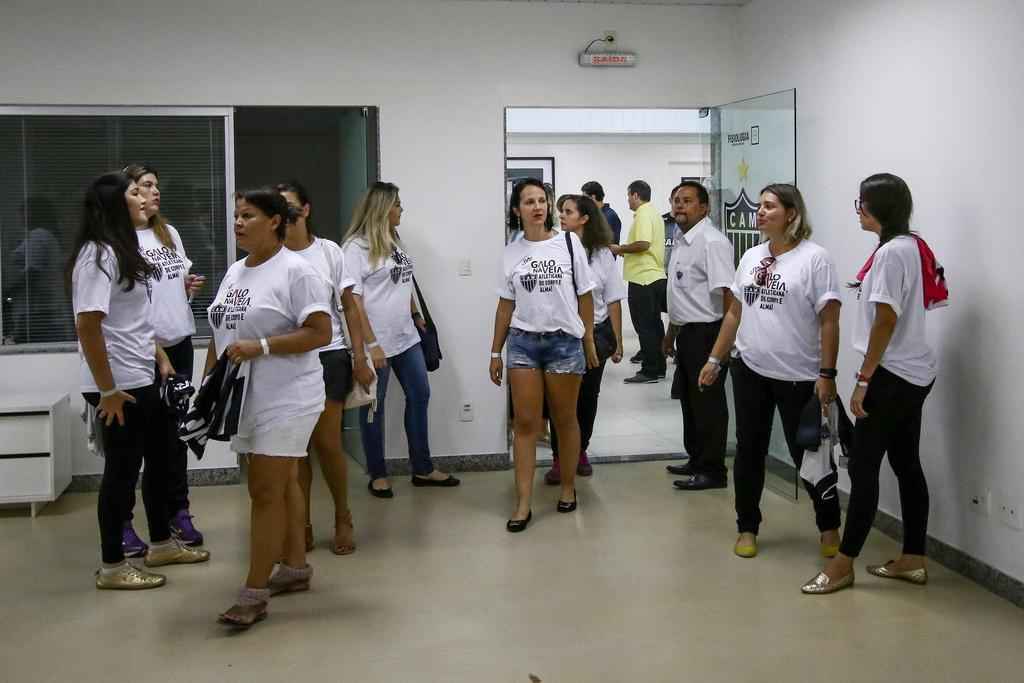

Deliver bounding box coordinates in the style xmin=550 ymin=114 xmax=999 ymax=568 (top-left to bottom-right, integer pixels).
xmin=0 ymin=457 xmax=51 ymax=499
xmin=0 ymin=414 xmax=50 ymax=455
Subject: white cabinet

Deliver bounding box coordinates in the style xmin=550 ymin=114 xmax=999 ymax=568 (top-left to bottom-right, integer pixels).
xmin=0 ymin=393 xmax=72 ymax=516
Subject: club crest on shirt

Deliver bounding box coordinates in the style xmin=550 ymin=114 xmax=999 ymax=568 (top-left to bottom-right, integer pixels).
xmin=150 ymin=262 xmax=164 ymax=282
xmin=520 ymin=273 xmax=538 ymax=293
xmin=209 ymin=303 xmax=226 ymax=329
xmin=389 ymin=248 xmax=413 ymax=285
xmin=743 ymin=284 xmax=759 ymax=306
xmin=143 ymin=246 xmax=186 ymax=281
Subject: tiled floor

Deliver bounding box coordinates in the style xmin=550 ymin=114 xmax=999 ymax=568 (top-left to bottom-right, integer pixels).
xmin=3 ymin=462 xmax=1023 ymax=683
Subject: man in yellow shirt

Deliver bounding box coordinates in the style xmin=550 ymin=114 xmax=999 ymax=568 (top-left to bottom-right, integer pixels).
xmin=611 ymin=180 xmax=667 ymax=383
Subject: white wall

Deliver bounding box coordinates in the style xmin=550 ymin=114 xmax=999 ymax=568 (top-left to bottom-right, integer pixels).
xmin=734 ymin=0 xmax=1024 ymax=581
xmin=0 ymin=0 xmax=741 ymax=469
xmin=507 ymin=134 xmax=711 ymax=221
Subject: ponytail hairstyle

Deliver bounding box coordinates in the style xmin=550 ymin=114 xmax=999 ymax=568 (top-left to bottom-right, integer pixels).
xmin=558 ymin=194 xmax=612 ymax=260
xmin=760 ymin=183 xmax=813 ymax=243
xmin=65 ymin=172 xmax=152 ymax=293
xmin=235 ymin=187 xmax=290 ymax=241
xmin=276 ymin=179 xmax=316 ymax=238
xmin=859 ymin=173 xmax=913 ymax=245
xmin=122 ymin=163 xmax=175 ymax=250
xmin=343 ymin=181 xmax=401 ymax=269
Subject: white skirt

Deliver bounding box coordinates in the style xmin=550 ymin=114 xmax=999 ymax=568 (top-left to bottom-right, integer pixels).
xmin=230 ymin=412 xmax=320 ymax=458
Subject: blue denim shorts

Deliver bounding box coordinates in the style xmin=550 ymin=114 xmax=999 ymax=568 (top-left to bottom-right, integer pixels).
xmin=506 ymin=328 xmax=585 ymax=375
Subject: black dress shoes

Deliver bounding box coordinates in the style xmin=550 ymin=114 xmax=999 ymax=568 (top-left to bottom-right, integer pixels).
xmin=665 ymin=462 xmax=695 ymax=476
xmin=673 ymin=474 xmax=727 ymax=491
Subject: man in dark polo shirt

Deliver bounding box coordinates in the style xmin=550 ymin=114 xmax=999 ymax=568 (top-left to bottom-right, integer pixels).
xmin=581 ymin=180 xmax=622 ymax=244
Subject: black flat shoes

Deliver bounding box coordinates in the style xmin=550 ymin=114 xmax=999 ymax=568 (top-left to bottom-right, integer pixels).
xmin=367 ymin=480 xmax=394 ymax=498
xmin=557 ymin=490 xmax=577 ymax=513
xmin=506 ymin=510 xmax=532 ymax=533
xmin=411 ymin=474 xmax=461 ymax=487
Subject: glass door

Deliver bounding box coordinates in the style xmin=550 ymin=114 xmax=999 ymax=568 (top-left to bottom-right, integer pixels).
xmin=708 ymin=89 xmax=799 ymax=499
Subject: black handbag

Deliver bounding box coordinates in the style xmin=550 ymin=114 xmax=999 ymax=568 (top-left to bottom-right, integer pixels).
xmin=593 ymin=317 xmax=616 ymax=361
xmin=413 ymin=276 xmax=442 ymax=372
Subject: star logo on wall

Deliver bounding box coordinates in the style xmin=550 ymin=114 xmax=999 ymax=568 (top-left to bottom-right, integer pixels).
xmin=738 ymin=158 xmax=750 ymax=184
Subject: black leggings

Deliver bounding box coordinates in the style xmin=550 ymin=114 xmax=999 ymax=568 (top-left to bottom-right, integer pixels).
xmin=85 ymin=384 xmax=172 ymax=563
xmin=550 ymin=356 xmax=608 ymax=457
xmin=127 ymin=337 xmax=193 ymax=519
xmin=731 ymin=358 xmax=842 ymax=535
xmin=839 ymin=366 xmax=934 ymax=557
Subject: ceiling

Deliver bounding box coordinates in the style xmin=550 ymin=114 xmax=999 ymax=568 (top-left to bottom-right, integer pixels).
xmin=464 ymin=1 xmax=751 ymax=5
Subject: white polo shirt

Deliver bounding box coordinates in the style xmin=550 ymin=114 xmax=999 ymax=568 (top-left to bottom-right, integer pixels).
xmin=732 ymin=239 xmax=841 ymax=382
xmin=853 ymin=235 xmax=937 ymax=386
xmin=667 ymin=217 xmax=735 ymax=325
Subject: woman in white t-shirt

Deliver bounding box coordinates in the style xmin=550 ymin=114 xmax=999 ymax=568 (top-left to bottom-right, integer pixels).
xmin=542 ymin=194 xmax=625 ymax=485
xmin=699 ymin=184 xmax=842 ymax=559
xmin=209 ymin=189 xmax=332 ymax=628
xmin=489 ymin=179 xmax=599 ymax=532
xmin=342 ymin=182 xmax=459 ymax=498
xmin=122 ymin=163 xmax=207 ymax=553
xmin=69 ymin=172 xmax=209 ymax=591
xmin=803 ymin=174 xmax=939 ymax=595
xmin=279 ymin=181 xmax=373 ymax=555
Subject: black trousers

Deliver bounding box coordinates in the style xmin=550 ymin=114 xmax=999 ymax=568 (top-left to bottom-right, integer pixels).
xmin=128 ymin=337 xmax=193 ymax=519
xmin=550 ymin=357 xmax=608 ymax=458
xmin=731 ymin=358 xmax=842 ymax=535
xmin=672 ymin=320 xmax=728 ymax=478
xmin=628 ymin=279 xmax=667 ymax=377
xmin=840 ymin=367 xmax=934 ymax=557
xmin=84 ymin=384 xmax=172 ymax=563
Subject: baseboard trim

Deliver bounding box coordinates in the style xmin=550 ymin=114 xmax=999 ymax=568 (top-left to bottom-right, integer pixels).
xmin=68 ymin=467 xmax=241 ymax=493
xmin=837 ymin=491 xmax=1024 ymax=609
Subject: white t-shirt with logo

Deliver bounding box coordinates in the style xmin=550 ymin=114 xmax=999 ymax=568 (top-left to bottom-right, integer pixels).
xmin=342 ymin=238 xmax=419 ymax=358
xmin=289 ymin=237 xmax=355 ymax=352
xmin=208 ymin=248 xmax=330 ymax=436
xmin=731 ymin=240 xmax=841 ymax=381
xmin=72 ymin=242 xmax=155 ymax=392
xmin=667 ymin=217 xmax=735 ymax=324
xmin=853 ymin=235 xmax=937 ymax=386
xmin=137 ymin=225 xmax=196 ymax=346
xmin=499 ymin=231 xmax=596 ymax=339
xmin=589 ymin=246 xmax=627 ymax=324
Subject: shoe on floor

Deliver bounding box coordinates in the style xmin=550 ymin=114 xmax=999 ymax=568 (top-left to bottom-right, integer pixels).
xmin=367 ymin=479 xmax=394 ymax=498
xmin=629 ymin=352 xmax=642 ymax=364
xmin=665 ymin=462 xmax=695 ymax=476
xmin=576 ymin=451 xmax=593 ymax=477
xmin=673 ymin=474 xmax=727 ymax=491
xmin=122 ymin=522 xmax=149 ymax=559
xmin=411 ymin=472 xmax=461 ymax=487
xmin=170 ymin=509 xmax=204 ymax=547
xmin=544 ymin=457 xmax=561 ymax=485
xmin=218 ymin=587 xmax=270 ymax=628
xmin=144 ymin=539 xmax=211 ymax=567
xmin=801 ymin=570 xmax=854 ymax=595
xmin=867 ymin=561 xmax=928 ymax=585
xmin=624 ymin=372 xmax=659 ymax=384
xmin=734 ymin=535 xmax=758 ymax=558
xmin=95 ymin=562 xmax=166 ymax=590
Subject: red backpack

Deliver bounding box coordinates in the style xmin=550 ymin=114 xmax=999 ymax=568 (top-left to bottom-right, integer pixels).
xmin=855 ymin=235 xmax=948 ymax=310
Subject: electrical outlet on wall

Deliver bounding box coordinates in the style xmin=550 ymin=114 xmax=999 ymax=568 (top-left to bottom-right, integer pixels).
xmin=998 ymin=497 xmax=1023 ymax=531
xmin=969 ymin=487 xmax=991 ymax=518
xmin=460 ymin=403 xmax=474 ymax=422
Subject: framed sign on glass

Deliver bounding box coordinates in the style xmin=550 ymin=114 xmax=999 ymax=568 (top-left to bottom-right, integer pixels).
xmin=505 ymin=157 xmax=555 ymax=239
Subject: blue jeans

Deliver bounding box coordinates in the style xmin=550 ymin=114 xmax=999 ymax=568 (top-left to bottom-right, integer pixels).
xmin=506 ymin=328 xmax=585 ymax=374
xmin=360 ymin=343 xmax=434 ymax=479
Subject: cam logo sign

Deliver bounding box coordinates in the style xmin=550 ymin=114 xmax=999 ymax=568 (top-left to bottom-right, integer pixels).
xmin=724 ymin=189 xmax=761 ymax=266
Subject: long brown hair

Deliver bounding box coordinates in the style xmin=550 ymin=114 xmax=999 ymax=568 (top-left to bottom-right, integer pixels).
xmin=123 ymin=163 xmax=175 ymax=250
xmin=558 ymin=194 xmax=612 ymax=260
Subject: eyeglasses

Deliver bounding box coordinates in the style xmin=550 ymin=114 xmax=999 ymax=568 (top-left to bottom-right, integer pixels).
xmin=753 ymin=256 xmax=776 ymax=287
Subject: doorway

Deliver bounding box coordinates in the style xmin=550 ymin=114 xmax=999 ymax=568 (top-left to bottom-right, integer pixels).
xmin=504 ymin=92 xmax=799 ymax=496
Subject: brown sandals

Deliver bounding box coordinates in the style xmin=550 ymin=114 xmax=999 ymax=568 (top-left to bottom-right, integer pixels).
xmin=333 ymin=510 xmax=357 ymax=555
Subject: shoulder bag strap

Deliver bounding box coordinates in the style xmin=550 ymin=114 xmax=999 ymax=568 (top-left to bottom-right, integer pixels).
xmin=412 ymin=276 xmax=434 ymax=328
xmin=564 ymin=231 xmax=578 ymax=294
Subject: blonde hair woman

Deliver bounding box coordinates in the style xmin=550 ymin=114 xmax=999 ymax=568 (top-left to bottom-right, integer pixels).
xmin=699 ymin=183 xmax=842 ymax=559
xmin=342 ymin=182 xmax=459 ymax=497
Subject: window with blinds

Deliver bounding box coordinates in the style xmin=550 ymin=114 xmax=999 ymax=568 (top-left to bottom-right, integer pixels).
xmin=0 ymin=110 xmax=231 ymax=346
